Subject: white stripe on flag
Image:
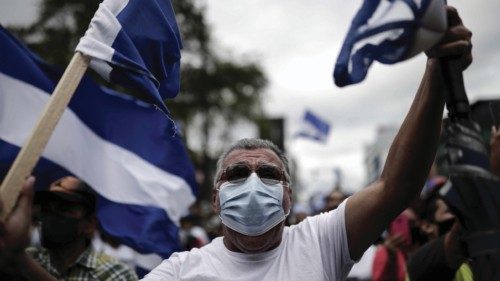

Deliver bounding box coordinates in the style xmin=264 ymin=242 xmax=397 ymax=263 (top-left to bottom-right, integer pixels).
xmin=0 ymin=72 xmax=195 ymax=225
xmin=76 ymin=0 xmax=129 ymax=80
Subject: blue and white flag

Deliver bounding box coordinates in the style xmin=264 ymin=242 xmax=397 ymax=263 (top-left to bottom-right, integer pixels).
xmin=0 ymin=26 xmax=196 ymax=258
xmin=295 ymin=110 xmax=331 ymax=142
xmin=75 ymin=0 xmax=182 ymax=113
xmin=334 ymin=0 xmax=446 ymax=87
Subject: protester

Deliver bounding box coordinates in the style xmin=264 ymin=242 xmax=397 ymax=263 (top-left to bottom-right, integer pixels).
xmin=404 ymin=126 xmax=500 ymax=281
xmin=0 ymin=176 xmax=137 ymax=280
xmin=404 ymin=131 xmax=495 ymax=281
xmin=179 ymin=214 xmax=210 ymax=251
xmin=323 ymin=189 xmax=347 ymax=212
xmin=0 ymin=5 xmax=472 ymax=281
xmin=407 ymin=201 xmax=471 ymax=280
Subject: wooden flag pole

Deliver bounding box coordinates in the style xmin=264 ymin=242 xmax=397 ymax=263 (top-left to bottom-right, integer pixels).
xmin=0 ymin=52 xmax=90 ymax=220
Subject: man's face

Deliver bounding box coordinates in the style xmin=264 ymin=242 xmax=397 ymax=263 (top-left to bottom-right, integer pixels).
xmin=39 ymin=178 xmax=97 ymax=248
xmin=212 ymin=148 xmax=292 ymax=253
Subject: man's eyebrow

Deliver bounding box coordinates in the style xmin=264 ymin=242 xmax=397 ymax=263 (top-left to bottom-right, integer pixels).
xmin=230 ymin=160 xmax=250 ymax=165
xmin=229 ymin=160 xmax=279 ymax=167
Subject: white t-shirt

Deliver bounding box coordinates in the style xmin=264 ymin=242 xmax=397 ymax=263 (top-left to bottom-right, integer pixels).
xmin=142 ymin=200 xmax=354 ymax=281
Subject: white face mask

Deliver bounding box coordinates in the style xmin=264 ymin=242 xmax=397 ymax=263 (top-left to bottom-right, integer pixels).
xmin=218 ymin=173 xmax=289 ymax=236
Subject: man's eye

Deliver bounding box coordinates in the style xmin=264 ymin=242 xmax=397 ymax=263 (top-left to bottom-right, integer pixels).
xmin=226 ymin=165 xmax=250 ymax=182
xmin=257 ymin=166 xmax=280 ymax=180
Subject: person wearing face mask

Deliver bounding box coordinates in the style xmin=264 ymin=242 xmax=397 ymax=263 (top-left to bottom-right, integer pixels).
xmin=142 ymin=7 xmax=470 ymax=280
xmin=0 ymin=176 xmax=138 ymax=281
xmin=145 ymin=138 xmax=358 ymax=280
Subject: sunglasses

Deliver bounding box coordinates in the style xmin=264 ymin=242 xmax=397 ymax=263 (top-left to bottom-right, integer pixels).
xmin=218 ymin=163 xmax=288 ymax=185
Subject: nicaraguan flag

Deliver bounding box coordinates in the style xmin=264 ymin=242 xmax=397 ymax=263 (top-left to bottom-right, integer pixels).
xmin=0 ymin=26 xmax=196 ymax=258
xmin=75 ymin=0 xmax=182 ymax=113
xmin=295 ymin=110 xmax=331 ymax=142
xmin=334 ymin=0 xmax=446 ymax=87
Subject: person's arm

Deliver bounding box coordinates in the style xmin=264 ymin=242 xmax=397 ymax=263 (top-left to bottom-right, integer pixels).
xmin=0 ymin=178 xmax=58 ymax=281
xmin=345 ymin=6 xmax=473 ymax=260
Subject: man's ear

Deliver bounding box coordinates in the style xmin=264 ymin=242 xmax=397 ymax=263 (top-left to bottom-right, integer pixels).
xmin=212 ymin=187 xmax=220 ymax=214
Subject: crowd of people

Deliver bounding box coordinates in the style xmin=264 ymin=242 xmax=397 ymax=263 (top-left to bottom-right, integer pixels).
xmin=0 ymin=5 xmax=497 ymax=281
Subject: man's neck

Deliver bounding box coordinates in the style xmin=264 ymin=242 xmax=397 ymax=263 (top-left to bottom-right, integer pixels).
xmin=48 ymin=238 xmax=87 ymax=274
xmin=222 ymin=225 xmax=284 ymax=254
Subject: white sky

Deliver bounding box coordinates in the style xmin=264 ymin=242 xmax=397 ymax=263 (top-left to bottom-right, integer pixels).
xmin=204 ymin=0 xmax=500 ymax=197
xmin=2 ymin=0 xmax=500 ymax=198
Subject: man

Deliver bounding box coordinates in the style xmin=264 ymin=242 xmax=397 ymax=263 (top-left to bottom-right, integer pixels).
xmin=141 ymin=7 xmax=472 ymax=280
xmin=0 ymin=176 xmax=138 ymax=280
xmin=1 ymin=6 xmax=472 ymax=281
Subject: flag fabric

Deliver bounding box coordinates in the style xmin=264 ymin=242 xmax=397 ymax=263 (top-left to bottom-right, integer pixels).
xmin=0 ymin=26 xmax=197 ymax=258
xmin=334 ymin=0 xmax=446 ymax=87
xmin=295 ymin=110 xmax=331 ymax=142
xmin=75 ymin=0 xmax=182 ymax=113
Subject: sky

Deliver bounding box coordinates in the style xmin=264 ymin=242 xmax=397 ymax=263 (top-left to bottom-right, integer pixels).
xmin=1 ymin=0 xmax=500 ymax=199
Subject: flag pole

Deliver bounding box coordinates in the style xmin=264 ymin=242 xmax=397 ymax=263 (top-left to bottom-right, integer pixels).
xmin=0 ymin=52 xmax=89 ymax=220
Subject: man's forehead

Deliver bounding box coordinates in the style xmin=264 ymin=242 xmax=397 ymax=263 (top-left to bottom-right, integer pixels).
xmin=222 ymin=148 xmax=283 ymax=168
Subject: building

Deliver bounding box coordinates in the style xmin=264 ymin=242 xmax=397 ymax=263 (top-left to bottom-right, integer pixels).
xmin=364 ymin=125 xmax=398 ymax=185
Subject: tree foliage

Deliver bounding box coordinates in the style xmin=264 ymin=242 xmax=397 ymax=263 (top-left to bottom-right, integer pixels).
xmin=8 ymin=0 xmax=268 ymax=196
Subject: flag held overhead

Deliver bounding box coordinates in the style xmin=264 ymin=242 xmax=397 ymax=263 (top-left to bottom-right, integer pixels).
xmin=76 ymin=0 xmax=182 ymax=113
xmin=334 ymin=0 xmax=447 ymax=87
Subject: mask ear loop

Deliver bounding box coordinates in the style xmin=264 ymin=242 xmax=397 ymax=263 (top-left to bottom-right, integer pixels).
xmin=282 ymin=183 xmax=291 ymax=217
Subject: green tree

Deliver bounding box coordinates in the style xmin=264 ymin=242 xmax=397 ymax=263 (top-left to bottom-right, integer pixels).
xmin=8 ymin=0 xmax=268 ymax=198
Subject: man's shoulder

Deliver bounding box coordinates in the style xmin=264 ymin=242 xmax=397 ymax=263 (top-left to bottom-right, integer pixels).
xmin=143 ymin=239 xmax=222 ymax=280
xmin=288 ymin=200 xmax=347 ymax=233
xmin=91 ymin=250 xmax=138 ymax=280
xmin=26 ymin=246 xmax=46 ymax=258
xmin=26 ymin=246 xmax=53 ymax=271
xmin=171 ymin=237 xmax=222 ymax=261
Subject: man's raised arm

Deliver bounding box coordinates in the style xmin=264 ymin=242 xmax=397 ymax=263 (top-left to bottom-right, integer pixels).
xmin=344 ymin=6 xmax=473 ymax=260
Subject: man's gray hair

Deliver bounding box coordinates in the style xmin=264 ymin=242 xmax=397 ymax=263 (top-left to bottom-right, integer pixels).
xmin=214 ymin=138 xmax=291 ymax=186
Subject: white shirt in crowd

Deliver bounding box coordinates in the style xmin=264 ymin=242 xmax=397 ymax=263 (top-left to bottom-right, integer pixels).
xmin=142 ymin=200 xmax=354 ymax=281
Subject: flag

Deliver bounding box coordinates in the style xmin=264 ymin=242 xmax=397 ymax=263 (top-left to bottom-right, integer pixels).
xmin=75 ymin=0 xmax=182 ymax=113
xmin=334 ymin=0 xmax=446 ymax=87
xmin=295 ymin=110 xmax=331 ymax=142
xmin=0 ymin=26 xmax=197 ymax=258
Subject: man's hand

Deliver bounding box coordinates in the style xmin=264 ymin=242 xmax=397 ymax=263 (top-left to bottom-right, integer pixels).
xmin=0 ymin=177 xmax=35 ymax=261
xmin=426 ymin=6 xmax=473 ymax=70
